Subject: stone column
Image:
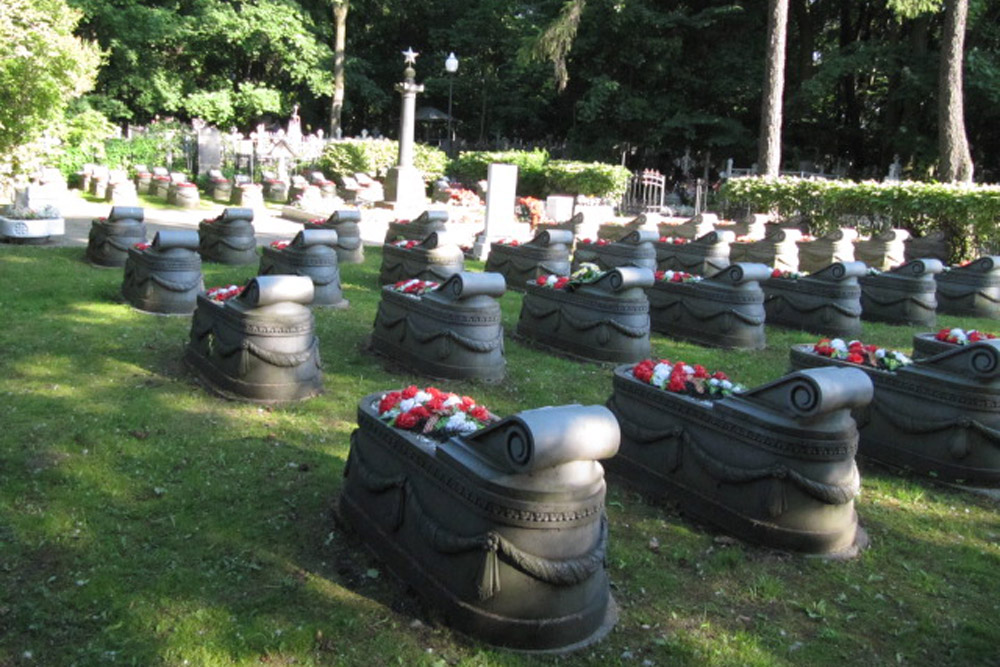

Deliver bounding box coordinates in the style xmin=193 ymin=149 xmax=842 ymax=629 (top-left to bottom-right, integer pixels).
xmin=383 ymin=49 xmax=427 ymax=215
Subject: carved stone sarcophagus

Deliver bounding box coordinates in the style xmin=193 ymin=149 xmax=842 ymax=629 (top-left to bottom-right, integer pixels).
xmin=184 ymin=275 xmax=322 ymax=403
xmin=729 ymin=227 xmax=801 ymax=273
xmin=121 ymin=230 xmax=204 ymax=315
xmin=571 ymin=230 xmax=658 ymax=273
xmin=935 ymin=256 xmax=1000 ymax=319
xmin=790 ymin=340 xmax=1000 ymax=485
xmin=657 ymin=213 xmax=717 ymax=240
xmin=606 ymin=363 xmax=872 ymax=554
xmin=536 ymin=212 xmax=596 ymax=241
xmin=86 ymin=206 xmax=147 ymax=267
xmin=484 ymin=230 xmax=572 ymax=291
xmin=516 ymin=267 xmax=653 ymax=363
xmin=911 ymin=329 xmax=998 ymax=359
xmin=340 ymin=394 xmax=619 ymax=651
xmin=384 ymin=209 xmax=449 ymax=244
xmin=859 ymin=259 xmax=944 ymax=326
xmin=378 ymin=232 xmax=465 ymax=286
xmin=647 ymin=263 xmax=769 ymax=349
xmin=655 ymin=230 xmax=734 ymax=275
xmin=198 ymin=207 xmax=258 ymax=265
xmin=597 ymin=214 xmax=658 ymax=241
xmin=259 ymin=230 xmax=348 ymax=309
xmin=306 ymin=209 xmax=365 ymax=264
xmin=904 ymin=230 xmax=949 ymax=264
xmin=796 ymin=228 xmax=857 ymax=274
xmin=372 ymin=272 xmax=506 ymax=381
xmin=763 ymin=262 xmax=865 ymax=338
xmin=854 ymin=228 xmax=910 ymax=270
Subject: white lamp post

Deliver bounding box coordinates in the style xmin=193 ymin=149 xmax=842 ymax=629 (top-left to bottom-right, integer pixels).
xmin=445 ymin=52 xmax=458 ymax=157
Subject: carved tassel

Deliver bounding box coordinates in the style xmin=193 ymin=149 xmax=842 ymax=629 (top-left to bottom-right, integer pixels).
xmin=766 ymin=478 xmax=787 ymax=518
xmin=476 ymin=548 xmax=500 ymax=601
xmin=389 ymin=485 xmax=406 ymax=532
xmin=238 ymin=346 xmax=250 ymax=378
xmin=949 ymin=427 xmax=970 ymax=460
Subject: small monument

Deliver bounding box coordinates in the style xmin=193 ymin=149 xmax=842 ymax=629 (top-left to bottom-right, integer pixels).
xmin=470 ymin=163 xmax=523 ymax=260
xmin=382 ymin=48 xmax=427 ymax=215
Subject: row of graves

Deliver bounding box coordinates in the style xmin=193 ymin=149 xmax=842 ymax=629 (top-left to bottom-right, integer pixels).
xmin=83 ymin=203 xmax=1000 ymax=653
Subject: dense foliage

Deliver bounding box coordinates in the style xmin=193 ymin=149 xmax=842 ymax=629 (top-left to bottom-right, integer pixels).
xmin=722 ymin=175 xmax=1000 ymax=260
xmin=317 ymin=139 xmax=447 ymax=184
xmin=447 ymin=149 xmax=629 ymax=198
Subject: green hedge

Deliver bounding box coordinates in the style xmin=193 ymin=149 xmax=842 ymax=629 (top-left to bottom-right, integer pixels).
xmin=721 ymin=176 xmax=1000 ymax=262
xmin=446 ymin=150 xmax=629 ymax=200
xmin=317 ymin=139 xmax=447 ymax=185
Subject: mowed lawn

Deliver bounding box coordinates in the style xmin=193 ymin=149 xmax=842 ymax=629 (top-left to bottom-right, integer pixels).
xmin=1 ymin=245 xmax=998 ymax=666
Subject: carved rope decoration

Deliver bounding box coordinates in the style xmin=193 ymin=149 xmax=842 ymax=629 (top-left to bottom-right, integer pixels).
xmin=104 ymin=235 xmax=139 ymax=251
xmin=871 ymin=396 xmax=1000 ymax=459
xmin=376 ymin=309 xmax=503 ymax=353
xmin=766 ymin=292 xmax=862 ymax=316
xmin=214 ymin=335 xmax=319 ymax=368
xmin=205 ymin=235 xmax=257 ymax=252
xmin=610 ymin=397 xmax=860 ymax=508
xmin=861 ymin=292 xmax=936 ymax=309
xmin=348 ymin=439 xmax=608 ymax=600
xmin=522 ymin=299 xmax=648 ymax=338
xmin=650 ymin=298 xmax=765 ymax=325
xmin=936 ymin=288 xmax=1000 ymax=304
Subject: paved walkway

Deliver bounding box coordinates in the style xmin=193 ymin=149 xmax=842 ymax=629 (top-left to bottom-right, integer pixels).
xmin=37 ymin=191 xmax=399 ymax=248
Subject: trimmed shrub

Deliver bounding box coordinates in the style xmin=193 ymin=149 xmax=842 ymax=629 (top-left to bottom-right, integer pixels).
xmin=721 ymin=176 xmax=1000 ymax=262
xmin=447 ymin=150 xmax=628 ymax=200
xmin=544 ymin=160 xmax=631 ymax=201
xmin=448 ymin=149 xmax=550 ymax=195
xmin=318 ymin=139 xmax=447 ymax=185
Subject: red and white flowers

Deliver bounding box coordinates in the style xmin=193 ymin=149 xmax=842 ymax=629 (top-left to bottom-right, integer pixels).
xmin=934 ymin=328 xmax=997 ymax=345
xmin=133 ymin=242 xmax=151 ymax=251
xmin=632 ymin=359 xmax=744 ymax=399
xmin=770 ymin=268 xmax=803 ymax=279
xmin=654 ymin=269 xmax=702 ymax=283
xmin=206 ymin=284 xmax=245 ymax=302
xmin=658 ymin=236 xmax=688 ymax=245
xmin=534 ymin=262 xmax=604 ymax=290
xmin=377 ymin=385 xmax=498 ymax=436
xmin=269 ymin=240 xmax=290 ymax=249
xmin=388 ymin=279 xmax=440 ymax=295
xmin=391 ymin=239 xmax=419 ymax=249
xmin=579 ymin=238 xmax=609 ymax=246
xmin=812 ymin=338 xmax=911 ymax=371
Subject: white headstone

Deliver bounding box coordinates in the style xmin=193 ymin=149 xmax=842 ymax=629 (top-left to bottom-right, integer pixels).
xmin=545 ymin=195 xmax=575 ymax=223
xmin=471 ymin=163 xmax=525 ymax=260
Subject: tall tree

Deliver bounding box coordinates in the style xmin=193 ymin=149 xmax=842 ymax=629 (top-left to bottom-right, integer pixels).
xmin=758 ymin=0 xmax=789 ymax=177
xmin=330 ymin=0 xmax=348 ymax=137
xmin=938 ymin=0 xmax=973 ymax=181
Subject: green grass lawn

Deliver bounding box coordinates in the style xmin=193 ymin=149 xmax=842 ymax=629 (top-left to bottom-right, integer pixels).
xmin=1 ymin=245 xmax=998 ymax=666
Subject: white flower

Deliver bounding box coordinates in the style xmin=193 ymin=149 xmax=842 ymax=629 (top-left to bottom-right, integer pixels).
xmin=651 ymin=362 xmax=672 ymax=388
xmin=875 ymin=348 xmax=886 ymax=358
xmin=831 ymin=339 xmax=847 ymax=351
xmin=950 ymin=328 xmax=967 ymax=343
xmin=443 ymin=394 xmax=462 ymax=408
xmin=414 ymin=390 xmax=432 ymax=403
xmin=399 ymin=398 xmax=417 ymax=412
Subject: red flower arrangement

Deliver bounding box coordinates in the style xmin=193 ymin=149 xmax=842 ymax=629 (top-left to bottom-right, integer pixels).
xmin=388 ymin=279 xmax=440 ymax=295
xmin=534 ymin=262 xmax=604 ymax=290
xmin=516 ymin=197 xmax=545 ymax=227
xmin=133 ymin=242 xmax=151 ymax=251
xmin=377 ymin=385 xmax=498 ymax=437
xmin=654 ymin=269 xmax=702 ymax=283
xmin=391 ymin=239 xmax=420 ymax=249
xmin=580 ymin=238 xmax=610 ymax=246
xmin=934 ymin=328 xmax=997 ymax=345
xmin=658 ymin=236 xmax=688 ymax=245
xmin=812 ymin=338 xmax=911 ymax=371
xmin=632 ymin=359 xmax=744 ymax=398
xmin=770 ymin=268 xmax=803 ymax=279
xmin=270 ymin=240 xmax=290 ymax=250
xmin=205 ymin=284 xmax=245 ymax=302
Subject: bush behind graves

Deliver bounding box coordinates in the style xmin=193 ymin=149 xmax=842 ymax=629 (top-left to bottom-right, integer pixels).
xmin=318 ymin=139 xmax=447 ymax=185
xmin=722 ymin=176 xmax=1000 ymax=262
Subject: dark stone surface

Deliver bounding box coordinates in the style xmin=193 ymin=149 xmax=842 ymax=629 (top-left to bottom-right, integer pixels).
xmin=259 ymin=229 xmax=349 ymax=308
xmin=307 ymin=209 xmax=364 ymax=264
xmin=198 ymin=207 xmax=258 ymax=264
xmin=571 ymin=230 xmax=658 ymax=273
xmin=516 ymin=267 xmax=654 ymax=363
xmin=484 ymin=229 xmax=572 ymax=291
xmin=654 ymin=230 xmax=733 ymax=276
xmin=729 ymin=227 xmax=801 ymax=273
xmin=647 ymin=263 xmax=769 ymax=349
xmin=86 ymin=206 xmax=147 ymax=267
xmin=121 ymin=230 xmax=203 ymax=315
xmin=790 ymin=340 xmax=1000 ymax=485
xmin=796 ymin=228 xmax=857 ymax=274
xmin=378 ymin=231 xmax=465 ymax=286
xmin=340 ymin=396 xmax=619 ymax=651
xmin=763 ymin=261 xmax=865 ymax=338
xmin=184 ymin=275 xmax=322 ymax=403
xmin=371 ymin=272 xmax=506 ymax=380
xmin=606 ymin=364 xmax=872 ymax=554
xmin=935 ymin=256 xmax=1000 ymax=319
xmin=860 ymin=258 xmax=943 ymax=326
xmin=384 ymin=209 xmax=449 ymax=244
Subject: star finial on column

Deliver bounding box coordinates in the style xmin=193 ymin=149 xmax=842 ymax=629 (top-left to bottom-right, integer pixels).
xmin=402 ymin=47 xmax=419 ymax=65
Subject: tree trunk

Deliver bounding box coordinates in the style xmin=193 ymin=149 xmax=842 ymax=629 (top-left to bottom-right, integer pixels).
xmin=330 ymin=1 xmax=349 ymax=139
xmin=758 ymin=0 xmax=789 ymax=177
xmin=938 ymin=0 xmax=973 ymax=182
